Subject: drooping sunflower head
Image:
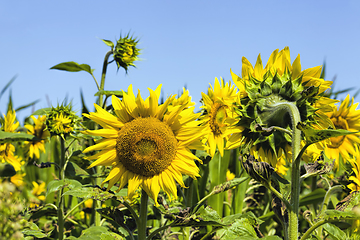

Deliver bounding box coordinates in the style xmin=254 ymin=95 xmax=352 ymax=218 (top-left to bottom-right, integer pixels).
xmin=227 ymin=47 xmax=335 ymax=166
xmin=200 ymin=77 xmax=240 ymax=156
xmin=24 ymin=115 xmax=50 ymax=159
xmin=324 ymin=94 xmax=360 ymax=169
xmin=46 ymin=104 xmax=80 ymax=137
xmin=82 ymin=84 xmax=205 ymax=205
xmin=113 ymin=33 xmax=140 ymax=73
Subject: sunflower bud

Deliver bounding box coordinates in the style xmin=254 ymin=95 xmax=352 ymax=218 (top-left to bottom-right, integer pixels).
xmin=113 ymin=34 xmax=140 ymax=72
xmin=46 ymin=104 xmax=80 ymax=137
xmin=241 ymin=154 xmax=274 ymax=184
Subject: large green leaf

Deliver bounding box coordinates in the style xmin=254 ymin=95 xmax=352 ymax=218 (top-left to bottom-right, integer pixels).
xmin=216 ymin=218 xmax=259 ymax=239
xmin=50 ymin=61 xmax=94 ymax=74
xmin=22 ymin=222 xmax=48 ymax=238
xmin=297 ymin=122 xmax=358 ymax=145
xmin=0 ymin=130 xmax=39 ymax=143
xmin=171 ymin=206 xmax=224 ymax=228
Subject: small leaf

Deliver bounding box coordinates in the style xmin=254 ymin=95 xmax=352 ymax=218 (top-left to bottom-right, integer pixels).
xmin=101 ymin=39 xmax=114 ymax=49
xmin=31 ymin=108 xmax=51 ymax=115
xmin=22 ymin=222 xmax=48 ymax=238
xmin=68 ymin=226 xmax=110 ymax=240
xmin=0 ymin=130 xmax=39 ymax=143
xmin=46 ymin=179 xmax=82 ymax=197
xmin=50 ymin=61 xmax=94 ymax=75
xmin=0 ymin=75 xmax=16 ymax=100
xmin=63 ymin=186 xmax=121 ymax=202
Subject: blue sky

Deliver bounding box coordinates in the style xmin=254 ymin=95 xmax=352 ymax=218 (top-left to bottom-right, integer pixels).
xmin=1 ymin=1 xmax=360 ymax=122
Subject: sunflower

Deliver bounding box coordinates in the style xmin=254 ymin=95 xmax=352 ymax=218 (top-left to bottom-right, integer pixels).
xmin=30 ymin=181 xmax=46 ymax=208
xmin=24 ymin=115 xmax=50 ymax=159
xmin=227 ymin=47 xmax=335 ymax=169
xmin=200 ymin=77 xmax=240 ymax=157
xmin=0 ymin=110 xmax=23 ymax=171
xmin=82 ymin=84 xmax=205 ymax=205
xmin=324 ymin=94 xmax=360 ymax=169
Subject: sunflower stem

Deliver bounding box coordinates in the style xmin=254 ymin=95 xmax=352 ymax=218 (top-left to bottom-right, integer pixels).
xmin=283 ymin=102 xmax=302 ymax=240
xmin=138 ymin=189 xmax=149 ymax=240
xmin=57 ymin=137 xmax=66 ymax=240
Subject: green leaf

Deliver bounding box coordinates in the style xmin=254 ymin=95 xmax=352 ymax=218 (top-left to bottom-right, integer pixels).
xmin=65 ymin=161 xmax=89 ymax=179
xmin=0 ymin=130 xmax=39 ymax=143
xmin=101 ymin=39 xmax=114 ymax=49
xmin=0 ymin=163 xmax=16 ymax=177
xmin=323 ymin=223 xmax=347 ymax=240
xmin=300 ymin=188 xmax=326 ymax=206
xmin=67 ymin=226 xmax=111 ymax=240
xmin=297 ymin=122 xmax=358 ymax=145
xmin=94 ymin=90 xmax=124 ymax=98
xmin=46 ymin=179 xmax=82 ymax=197
xmin=216 ymin=218 xmax=259 ymax=239
xmin=22 ymin=222 xmax=47 ymax=238
xmin=63 ymin=186 xmax=121 ymax=202
xmin=50 ymin=61 xmax=94 ymax=74
xmin=171 ymin=206 xmax=223 ymax=228
xmin=15 ymin=100 xmax=40 ymax=112
xmin=318 ymin=210 xmax=359 ymax=222
xmin=0 ymin=75 xmax=16 ymax=100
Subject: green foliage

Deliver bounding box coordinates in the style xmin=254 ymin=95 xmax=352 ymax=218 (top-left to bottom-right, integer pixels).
xmin=50 ymin=61 xmax=94 ymax=75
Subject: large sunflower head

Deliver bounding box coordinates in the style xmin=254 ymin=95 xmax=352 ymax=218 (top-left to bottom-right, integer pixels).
xmin=200 ymin=77 xmax=240 ymax=157
xmin=227 ymin=47 xmax=335 ymax=167
xmin=0 ymin=109 xmax=23 ymax=171
xmin=82 ymin=84 xmax=205 ymax=205
xmin=324 ymin=94 xmax=360 ymax=169
xmin=24 ymin=115 xmax=50 ymax=159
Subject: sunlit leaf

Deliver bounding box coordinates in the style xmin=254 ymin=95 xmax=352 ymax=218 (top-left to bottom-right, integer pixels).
xmin=46 ymin=179 xmax=82 ymax=197
xmin=101 ymin=39 xmax=114 ymax=49
xmin=50 ymin=61 xmax=94 ymax=74
xmin=31 ymin=108 xmax=51 ymax=115
xmin=323 ymin=223 xmax=347 ymax=240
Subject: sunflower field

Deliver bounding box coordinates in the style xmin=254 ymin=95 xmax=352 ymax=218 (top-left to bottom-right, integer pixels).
xmin=2 ymin=35 xmax=360 ymax=240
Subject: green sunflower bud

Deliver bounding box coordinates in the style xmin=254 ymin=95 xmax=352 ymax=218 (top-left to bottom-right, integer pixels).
xmin=45 ymin=104 xmax=80 ymax=137
xmin=241 ymin=154 xmax=274 ymax=183
xmin=113 ymin=34 xmax=140 ymax=72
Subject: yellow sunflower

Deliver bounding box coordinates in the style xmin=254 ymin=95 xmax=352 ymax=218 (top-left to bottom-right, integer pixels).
xmin=0 ymin=110 xmax=23 ymax=171
xmin=200 ymin=77 xmax=240 ymax=157
xmin=24 ymin=115 xmax=50 ymax=159
xmin=227 ymin=47 xmax=335 ymax=170
xmin=324 ymin=94 xmax=360 ymax=169
xmin=30 ymin=181 xmax=46 ymax=208
xmin=82 ymin=84 xmax=205 ymax=205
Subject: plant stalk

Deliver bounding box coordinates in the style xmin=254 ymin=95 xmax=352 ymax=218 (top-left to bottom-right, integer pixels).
xmin=138 ymin=189 xmax=149 ymax=240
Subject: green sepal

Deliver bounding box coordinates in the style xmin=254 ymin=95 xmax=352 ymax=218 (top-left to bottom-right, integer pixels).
xmin=297 ymin=122 xmax=359 ymax=145
xmin=50 ymin=61 xmax=94 ymax=75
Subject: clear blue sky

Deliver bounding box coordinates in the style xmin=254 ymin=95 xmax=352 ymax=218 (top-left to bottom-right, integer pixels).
xmin=1 ymin=1 xmax=360 ymax=122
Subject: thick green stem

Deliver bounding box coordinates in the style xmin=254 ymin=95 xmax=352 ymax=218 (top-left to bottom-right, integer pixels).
xmin=138 ymin=189 xmax=149 ymax=240
xmin=284 ymin=102 xmax=302 ymax=240
xmin=93 ymin=50 xmax=113 ymax=226
xmin=57 ymin=137 xmax=66 ymax=240
xmin=266 ymin=101 xmax=302 ymax=240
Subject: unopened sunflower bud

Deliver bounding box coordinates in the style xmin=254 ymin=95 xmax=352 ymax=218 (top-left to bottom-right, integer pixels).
xmin=241 ymin=154 xmax=274 ymax=183
xmin=113 ymin=34 xmax=140 ymax=72
xmin=46 ymin=104 xmax=80 ymax=136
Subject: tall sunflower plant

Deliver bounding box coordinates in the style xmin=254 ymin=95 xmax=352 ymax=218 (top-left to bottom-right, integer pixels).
xmin=1 ymin=36 xmax=360 ymax=240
